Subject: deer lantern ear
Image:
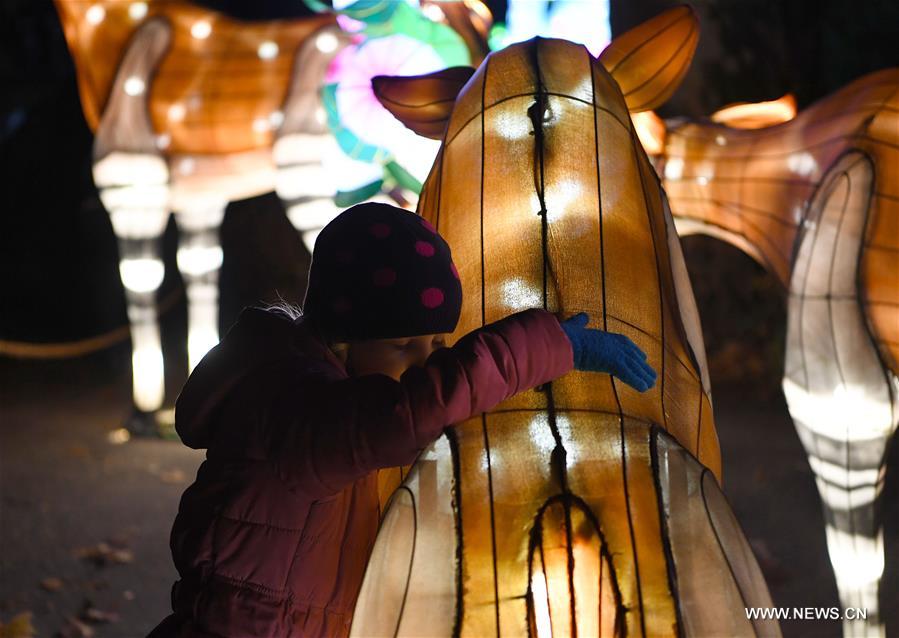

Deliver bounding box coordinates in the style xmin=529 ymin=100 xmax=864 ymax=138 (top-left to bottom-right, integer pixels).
xmin=598 ymin=5 xmax=699 ymax=112
xmin=372 ymin=66 xmax=475 ymax=140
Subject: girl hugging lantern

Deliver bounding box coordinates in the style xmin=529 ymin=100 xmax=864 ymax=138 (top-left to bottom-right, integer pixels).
xmin=149 ymin=200 xmax=653 ymax=638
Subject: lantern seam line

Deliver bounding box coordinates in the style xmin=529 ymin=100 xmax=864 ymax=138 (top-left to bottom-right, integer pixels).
xmin=666 ymin=195 xmax=799 ymax=229
xmin=849 ymin=148 xmax=899 ymax=419
xmin=527 ymin=37 xmax=579 ymax=637
xmin=790 ymin=155 xmax=849 ymax=530
xmin=698 ymin=469 xmax=757 ymax=624
xmin=480 ymin=413 xmax=501 ymax=638
xmin=443 ymin=428 xmax=465 ymax=638
xmin=391 ymin=485 xmax=417 ymax=637
xmin=664 ymin=131 xmax=849 ymax=161
xmin=822 ymin=157 xmax=870 ymax=549
xmin=591 ymin=46 xmax=642 ymax=635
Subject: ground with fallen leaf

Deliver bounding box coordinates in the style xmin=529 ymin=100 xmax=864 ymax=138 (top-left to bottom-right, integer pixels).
xmin=0 ymin=350 xmax=202 ymax=637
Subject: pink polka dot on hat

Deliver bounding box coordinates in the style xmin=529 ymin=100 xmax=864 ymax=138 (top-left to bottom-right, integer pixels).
xmin=421 ymin=287 xmax=444 ymax=309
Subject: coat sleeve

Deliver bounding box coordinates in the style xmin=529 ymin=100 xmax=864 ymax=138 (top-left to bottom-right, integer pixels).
xmin=262 ymin=308 xmax=573 ymax=497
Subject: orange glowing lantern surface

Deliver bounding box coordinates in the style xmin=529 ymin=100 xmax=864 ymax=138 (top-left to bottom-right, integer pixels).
xmin=56 ymin=2 xmax=335 ymax=155
xmin=351 ymin=8 xmax=781 ymax=637
xmin=638 ymin=66 xmax=899 ymax=637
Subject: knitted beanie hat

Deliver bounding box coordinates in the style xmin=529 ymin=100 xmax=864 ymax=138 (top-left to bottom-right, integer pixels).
xmin=303 ymin=202 xmax=463 ymax=342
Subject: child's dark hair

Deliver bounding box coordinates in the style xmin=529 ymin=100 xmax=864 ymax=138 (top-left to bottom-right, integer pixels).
xmin=264 ymin=299 xmax=303 ymax=321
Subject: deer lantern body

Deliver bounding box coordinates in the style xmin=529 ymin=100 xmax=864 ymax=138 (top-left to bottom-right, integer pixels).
xmin=351 ymin=9 xmax=781 ymax=637
xmin=54 ymin=0 xmax=348 ymax=416
xmin=54 ymin=0 xmax=487 ymax=417
xmin=650 ymin=70 xmax=899 ymax=637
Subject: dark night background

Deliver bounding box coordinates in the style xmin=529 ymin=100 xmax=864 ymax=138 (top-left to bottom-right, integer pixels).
xmin=1 ymin=1 xmax=899 ymax=636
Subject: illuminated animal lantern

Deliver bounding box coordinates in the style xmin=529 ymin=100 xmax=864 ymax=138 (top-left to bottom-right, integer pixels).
xmin=637 ymin=69 xmax=899 ymax=637
xmin=54 ymin=0 xmax=487 ymax=420
xmin=54 ymin=0 xmax=350 ymax=419
xmin=351 ymin=8 xmax=781 ymax=637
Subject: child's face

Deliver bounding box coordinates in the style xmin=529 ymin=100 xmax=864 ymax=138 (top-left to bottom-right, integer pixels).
xmin=340 ymin=334 xmax=448 ymax=381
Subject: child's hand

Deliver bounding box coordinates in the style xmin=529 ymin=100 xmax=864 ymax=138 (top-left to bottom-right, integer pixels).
xmin=560 ymin=313 xmax=657 ymax=392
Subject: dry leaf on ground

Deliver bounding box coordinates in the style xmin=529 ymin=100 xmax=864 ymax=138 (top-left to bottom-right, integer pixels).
xmin=74 ymin=543 xmax=134 ymax=566
xmin=56 ymin=617 xmax=94 ymax=638
xmin=80 ymin=602 xmax=120 ymax=625
xmin=40 ymin=577 xmax=64 ymax=592
xmin=0 ymin=612 xmax=36 ymax=638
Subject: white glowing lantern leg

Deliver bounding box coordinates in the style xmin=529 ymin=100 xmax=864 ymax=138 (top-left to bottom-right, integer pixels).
xmin=91 ymin=18 xmax=173 ymax=414
xmin=97 ymin=169 xmax=169 ymax=413
xmin=782 ymin=153 xmax=896 ymax=638
xmin=99 ymin=166 xmax=170 ymax=413
xmin=185 ymin=280 xmax=220 ymax=373
xmin=174 ymin=200 xmax=225 ymax=371
xmin=129 ymin=307 xmax=165 ymax=412
xmin=97 ymin=178 xmax=170 ymax=413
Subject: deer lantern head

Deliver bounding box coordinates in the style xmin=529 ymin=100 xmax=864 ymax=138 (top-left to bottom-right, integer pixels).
xmin=351 ymin=7 xmax=781 ymax=638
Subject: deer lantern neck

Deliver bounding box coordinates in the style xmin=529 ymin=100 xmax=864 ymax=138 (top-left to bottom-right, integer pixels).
xmin=417 ymin=38 xmax=718 ymax=475
xmin=421 ymin=43 xmax=722 ymax=634
xmin=656 ymin=70 xmax=899 ymax=636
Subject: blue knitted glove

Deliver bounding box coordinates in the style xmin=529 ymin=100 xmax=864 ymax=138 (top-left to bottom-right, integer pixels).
xmin=560 ymin=313 xmax=657 ymax=392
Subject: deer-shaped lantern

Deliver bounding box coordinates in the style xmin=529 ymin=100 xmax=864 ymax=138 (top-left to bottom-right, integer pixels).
xmin=350 ymin=8 xmax=781 ymax=637
xmin=53 ymin=0 xmax=488 ymax=421
xmin=54 ymin=0 xmax=348 ymax=418
xmin=636 ymin=67 xmax=899 ymax=637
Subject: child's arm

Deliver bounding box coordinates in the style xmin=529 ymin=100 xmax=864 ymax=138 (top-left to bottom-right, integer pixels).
xmin=262 ymin=308 xmax=573 ymax=498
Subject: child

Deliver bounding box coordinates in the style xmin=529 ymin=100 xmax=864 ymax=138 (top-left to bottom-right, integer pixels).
xmin=149 ymin=203 xmax=656 ymax=638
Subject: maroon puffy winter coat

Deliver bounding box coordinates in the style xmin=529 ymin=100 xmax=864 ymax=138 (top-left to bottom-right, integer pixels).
xmin=149 ymin=306 xmax=573 ymax=638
